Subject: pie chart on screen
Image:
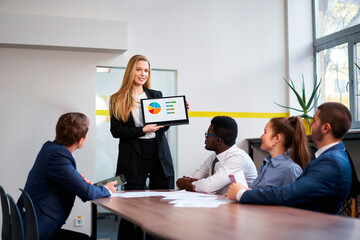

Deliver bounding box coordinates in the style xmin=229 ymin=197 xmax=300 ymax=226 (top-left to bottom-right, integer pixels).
xmin=148 ymin=102 xmax=161 ymax=114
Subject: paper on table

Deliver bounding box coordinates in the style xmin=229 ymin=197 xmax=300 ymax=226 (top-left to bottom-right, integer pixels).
xmin=162 ymin=191 xmax=217 ymax=200
xmin=111 ymin=190 xmax=232 ymax=208
xmin=112 ymin=191 xmax=168 ymax=198
xmin=112 ymin=190 xmax=190 ymax=198
xmin=171 ymin=198 xmax=231 ymax=208
xmin=228 ymin=170 xmax=248 ymax=188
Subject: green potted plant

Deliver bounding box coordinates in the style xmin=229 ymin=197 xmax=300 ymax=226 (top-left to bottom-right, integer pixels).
xmin=274 ymin=75 xmax=321 ymax=134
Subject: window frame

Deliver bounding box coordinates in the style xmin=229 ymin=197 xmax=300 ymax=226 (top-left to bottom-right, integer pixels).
xmin=313 ymin=0 xmax=360 ymax=129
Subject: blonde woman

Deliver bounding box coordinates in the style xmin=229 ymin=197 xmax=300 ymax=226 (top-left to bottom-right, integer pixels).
xmin=109 ymin=55 xmax=178 ymax=239
xmin=109 ymin=54 xmax=175 ymax=191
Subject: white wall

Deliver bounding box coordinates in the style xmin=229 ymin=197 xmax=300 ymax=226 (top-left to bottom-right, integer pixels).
xmin=0 ymin=47 xmax=119 ymax=234
xmin=286 ymin=0 xmax=315 ymax=116
xmin=0 ymin=0 xmax=314 ymax=235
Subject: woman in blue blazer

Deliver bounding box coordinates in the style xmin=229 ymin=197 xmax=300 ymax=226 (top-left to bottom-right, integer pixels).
xmin=17 ymin=112 xmax=117 ymax=240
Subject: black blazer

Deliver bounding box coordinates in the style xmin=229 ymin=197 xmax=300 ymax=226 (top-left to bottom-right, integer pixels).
xmin=110 ymin=88 xmax=174 ymax=184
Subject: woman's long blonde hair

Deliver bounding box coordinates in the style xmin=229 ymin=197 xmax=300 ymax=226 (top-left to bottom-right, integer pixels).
xmin=109 ymin=55 xmax=151 ymax=122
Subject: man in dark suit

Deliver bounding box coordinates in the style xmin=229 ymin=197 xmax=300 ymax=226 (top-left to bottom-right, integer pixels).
xmin=227 ymin=102 xmax=352 ymax=214
xmin=17 ymin=112 xmax=117 ymax=240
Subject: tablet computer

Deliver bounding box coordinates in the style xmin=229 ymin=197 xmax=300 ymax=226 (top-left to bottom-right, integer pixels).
xmin=95 ymin=175 xmax=127 ymax=187
xmin=141 ymin=95 xmax=189 ymax=126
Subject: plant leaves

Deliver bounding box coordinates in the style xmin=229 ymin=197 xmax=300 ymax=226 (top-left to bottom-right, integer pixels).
xmin=305 ymin=77 xmax=321 ymax=110
xmin=283 ymin=77 xmax=306 ymax=110
xmin=355 ymin=63 xmax=360 ymax=70
xmin=274 ymin=102 xmax=303 ymax=112
xmin=302 ymin=74 xmax=306 ymax=104
xmin=276 ymin=75 xmax=321 ymax=118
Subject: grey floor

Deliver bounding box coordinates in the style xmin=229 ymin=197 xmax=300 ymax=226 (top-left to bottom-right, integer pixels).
xmin=96 ymin=213 xmax=157 ymax=240
xmin=97 ymin=213 xmax=119 ymax=240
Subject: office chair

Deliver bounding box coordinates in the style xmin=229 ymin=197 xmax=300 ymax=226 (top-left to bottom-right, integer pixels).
xmin=7 ymin=194 xmax=25 ymax=240
xmin=1 ymin=185 xmax=11 ymax=240
xmin=342 ymin=151 xmax=360 ymax=218
xmin=308 ymin=145 xmax=318 ymax=160
xmin=19 ymin=189 xmax=39 ymax=240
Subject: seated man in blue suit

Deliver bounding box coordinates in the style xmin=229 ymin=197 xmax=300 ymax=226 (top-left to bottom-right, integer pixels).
xmin=227 ymin=102 xmax=352 ymax=214
xmin=17 ymin=112 xmax=118 ymax=240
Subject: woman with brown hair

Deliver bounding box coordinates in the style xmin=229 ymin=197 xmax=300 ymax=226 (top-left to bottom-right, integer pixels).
xmin=251 ymin=116 xmax=310 ymax=189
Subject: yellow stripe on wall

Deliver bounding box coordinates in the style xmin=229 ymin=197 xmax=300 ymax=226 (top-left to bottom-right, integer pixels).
xmin=96 ymin=110 xmax=110 ymax=116
xmin=188 ymin=111 xmax=289 ymax=118
xmin=96 ymin=110 xmax=289 ymax=119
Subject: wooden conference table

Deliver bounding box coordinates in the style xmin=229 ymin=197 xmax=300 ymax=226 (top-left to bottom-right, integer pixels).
xmin=92 ymin=190 xmax=360 ymax=240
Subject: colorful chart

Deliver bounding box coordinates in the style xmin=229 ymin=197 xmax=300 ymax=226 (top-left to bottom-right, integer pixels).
xmin=148 ymin=102 xmax=161 ymax=114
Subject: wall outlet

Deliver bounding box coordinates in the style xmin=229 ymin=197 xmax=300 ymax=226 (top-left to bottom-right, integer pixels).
xmin=74 ymin=216 xmax=84 ymax=227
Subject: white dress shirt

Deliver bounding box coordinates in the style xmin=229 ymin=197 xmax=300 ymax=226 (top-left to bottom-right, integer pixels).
xmin=191 ymin=145 xmax=258 ymax=195
xmin=131 ymin=92 xmax=155 ymax=139
xmin=314 ymin=142 xmax=340 ymax=158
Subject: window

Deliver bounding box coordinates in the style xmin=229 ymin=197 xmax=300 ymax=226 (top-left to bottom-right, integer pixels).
xmin=315 ymin=0 xmax=360 ymax=38
xmin=317 ymin=43 xmax=349 ymax=107
xmin=314 ymin=0 xmax=360 ymax=128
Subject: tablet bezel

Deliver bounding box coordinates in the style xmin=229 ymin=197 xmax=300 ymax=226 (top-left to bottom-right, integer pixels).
xmin=140 ymin=95 xmax=189 ymax=126
xmin=94 ymin=174 xmax=127 ymax=187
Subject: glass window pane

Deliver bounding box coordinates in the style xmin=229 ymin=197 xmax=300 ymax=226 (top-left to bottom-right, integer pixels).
xmin=317 ymin=43 xmax=350 ymax=108
xmin=316 ymin=0 xmax=360 ymax=38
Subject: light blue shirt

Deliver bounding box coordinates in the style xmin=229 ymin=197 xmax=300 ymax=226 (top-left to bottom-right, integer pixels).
xmin=251 ymin=151 xmax=303 ymax=189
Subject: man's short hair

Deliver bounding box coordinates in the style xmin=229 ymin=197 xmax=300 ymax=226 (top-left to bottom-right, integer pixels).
xmin=55 ymin=112 xmax=89 ymax=147
xmin=318 ymin=102 xmax=352 ymax=139
xmin=211 ymin=116 xmax=238 ymax=146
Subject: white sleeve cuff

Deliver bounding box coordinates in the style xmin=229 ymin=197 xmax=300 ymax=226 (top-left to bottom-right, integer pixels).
xmin=192 ymin=181 xmax=197 ymax=191
xmin=104 ymin=186 xmax=112 ymax=196
xmin=236 ymin=189 xmax=247 ymax=201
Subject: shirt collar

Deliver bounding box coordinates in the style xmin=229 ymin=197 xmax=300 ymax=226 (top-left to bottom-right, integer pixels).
xmin=216 ymin=145 xmax=237 ymax=163
xmin=264 ymin=151 xmax=290 ymax=168
xmin=314 ymin=142 xmax=340 ymax=158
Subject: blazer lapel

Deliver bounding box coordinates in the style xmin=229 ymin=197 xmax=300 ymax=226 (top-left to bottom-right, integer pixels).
xmin=127 ymin=110 xmax=142 ymax=157
xmin=144 ymin=88 xmax=156 ymax=98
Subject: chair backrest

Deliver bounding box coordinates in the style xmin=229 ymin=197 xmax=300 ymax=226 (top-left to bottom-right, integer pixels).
xmin=19 ymin=189 xmax=39 ymax=240
xmin=0 ymin=185 xmax=11 ymax=240
xmin=7 ymin=194 xmax=24 ymax=240
xmin=346 ymin=150 xmax=360 ymax=197
xmin=308 ymin=145 xmax=318 ymax=160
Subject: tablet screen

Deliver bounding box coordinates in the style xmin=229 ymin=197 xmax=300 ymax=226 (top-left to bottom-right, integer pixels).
xmin=141 ymin=95 xmax=189 ymax=126
xmin=95 ymin=175 xmax=127 ymax=187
